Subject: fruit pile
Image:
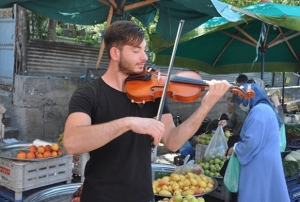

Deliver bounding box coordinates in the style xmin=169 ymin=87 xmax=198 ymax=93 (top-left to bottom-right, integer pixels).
xmin=196 ymin=133 xmax=213 ymax=145
xmin=153 ymin=172 xmax=215 ymax=197
xmin=196 ymin=130 xmax=232 ymax=145
xmin=195 ymin=158 xmax=226 ymax=177
xmin=157 ymin=194 xmax=205 ymax=202
xmin=16 ymin=143 xmax=62 ymax=159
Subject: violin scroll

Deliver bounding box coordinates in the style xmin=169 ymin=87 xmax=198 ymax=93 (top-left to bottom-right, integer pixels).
xmin=230 ymin=86 xmax=255 ymax=99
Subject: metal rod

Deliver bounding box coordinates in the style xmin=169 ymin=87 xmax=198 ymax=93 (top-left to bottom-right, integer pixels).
xmin=261 ymin=51 xmax=265 ymax=80
xmin=282 ymin=72 xmax=285 ymax=110
xmin=151 ymin=20 xmax=184 ymax=154
xmin=156 ymin=20 xmax=185 ymax=121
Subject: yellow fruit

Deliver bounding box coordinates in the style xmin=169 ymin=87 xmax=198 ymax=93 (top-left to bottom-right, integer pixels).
xmin=171 ymin=182 xmax=180 ymax=191
xmin=198 ymin=181 xmax=207 ymax=188
xmin=159 ymin=190 xmax=172 ymax=196
xmin=170 ymin=173 xmax=180 ymax=182
xmin=51 ymin=151 xmax=58 ymax=157
xmin=37 ymin=146 xmax=45 ymax=154
xmin=51 ymin=143 xmax=59 ymax=151
xmin=173 ymin=194 xmax=183 ymax=202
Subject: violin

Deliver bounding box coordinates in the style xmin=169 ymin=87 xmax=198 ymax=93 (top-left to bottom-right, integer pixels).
xmin=125 ymin=67 xmax=255 ymax=104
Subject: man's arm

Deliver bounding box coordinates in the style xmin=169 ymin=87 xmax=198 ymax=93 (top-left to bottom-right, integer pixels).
xmin=63 ymin=112 xmax=165 ymax=155
xmin=161 ymin=80 xmax=230 ymax=152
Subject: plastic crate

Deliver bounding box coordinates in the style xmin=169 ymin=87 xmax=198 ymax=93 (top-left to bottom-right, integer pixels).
xmin=289 ymin=185 xmax=300 ymax=202
xmin=287 ymin=140 xmax=300 ymax=150
xmin=0 ymin=155 xmax=73 ymax=201
xmin=208 ymin=178 xmax=232 ymax=202
xmin=151 ymin=163 xmax=175 ymax=181
xmin=286 ymin=171 xmax=300 ymax=189
xmin=0 ymin=182 xmax=66 ymax=202
xmin=195 ymin=144 xmax=208 ymax=160
xmin=72 ymin=153 xmax=89 ymax=182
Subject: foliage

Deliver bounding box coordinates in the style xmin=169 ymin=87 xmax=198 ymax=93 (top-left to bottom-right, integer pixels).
xmin=76 ymin=35 xmax=100 ymax=46
xmin=285 ymin=124 xmax=300 ymax=134
xmin=28 ymin=11 xmax=49 ymax=39
xmin=56 ymin=26 xmax=62 ymax=36
xmin=130 ymin=11 xmax=159 ymax=52
xmin=57 ymin=133 xmax=64 ymax=145
xmin=222 ymin=0 xmax=300 ymax=7
xmin=282 ymin=159 xmax=300 ymax=177
xmin=27 ymin=0 xmax=299 ymax=44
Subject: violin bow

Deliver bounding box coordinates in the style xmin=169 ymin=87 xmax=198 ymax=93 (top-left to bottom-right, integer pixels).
xmin=152 ymin=20 xmax=185 ymax=153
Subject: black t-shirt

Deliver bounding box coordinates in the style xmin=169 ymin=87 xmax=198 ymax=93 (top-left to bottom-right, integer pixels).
xmin=68 ymin=78 xmax=170 ymax=202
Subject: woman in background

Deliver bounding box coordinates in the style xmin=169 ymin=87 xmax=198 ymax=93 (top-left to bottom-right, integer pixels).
xmin=226 ymin=83 xmax=289 ymax=202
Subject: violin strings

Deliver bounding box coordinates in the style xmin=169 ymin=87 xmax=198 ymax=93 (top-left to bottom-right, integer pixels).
xmin=170 ymin=75 xmax=207 ymax=86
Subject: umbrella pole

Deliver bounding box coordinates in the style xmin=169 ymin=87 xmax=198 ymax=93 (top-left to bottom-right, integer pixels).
xmin=95 ymin=6 xmax=113 ymax=69
xmin=261 ymin=52 xmax=265 ymax=80
xmin=282 ymin=72 xmax=285 ymax=110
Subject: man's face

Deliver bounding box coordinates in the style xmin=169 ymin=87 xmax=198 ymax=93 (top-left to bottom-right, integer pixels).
xmin=118 ymin=40 xmax=148 ymax=75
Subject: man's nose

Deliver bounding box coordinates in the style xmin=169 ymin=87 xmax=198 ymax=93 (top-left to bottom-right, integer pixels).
xmin=142 ymin=51 xmax=148 ymax=61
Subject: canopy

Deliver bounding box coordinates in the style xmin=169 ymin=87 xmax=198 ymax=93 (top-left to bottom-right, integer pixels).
xmin=152 ymin=2 xmax=300 ymax=74
xmin=0 ymin=0 xmax=240 ymax=42
xmin=0 ymin=0 xmax=242 ymax=68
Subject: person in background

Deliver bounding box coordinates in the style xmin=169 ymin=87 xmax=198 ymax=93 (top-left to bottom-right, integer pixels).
xmin=226 ymin=82 xmax=289 ymax=202
xmin=226 ymin=74 xmax=248 ymax=136
xmin=221 ymin=74 xmax=248 ymax=202
xmin=205 ymin=113 xmax=229 ymax=133
xmin=63 ymin=21 xmax=230 ymax=202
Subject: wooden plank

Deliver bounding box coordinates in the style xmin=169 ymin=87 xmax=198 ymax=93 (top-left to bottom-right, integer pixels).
xmin=95 ymin=6 xmax=113 ymax=69
xmin=124 ymin=0 xmax=159 ymax=11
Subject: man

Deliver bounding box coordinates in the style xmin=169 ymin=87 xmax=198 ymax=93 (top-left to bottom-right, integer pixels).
xmin=63 ymin=21 xmax=230 ymax=201
xmin=226 ymin=74 xmax=248 ymax=136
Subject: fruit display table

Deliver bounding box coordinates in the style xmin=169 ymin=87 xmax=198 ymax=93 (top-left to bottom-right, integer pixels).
xmin=0 ymin=143 xmax=72 ymax=200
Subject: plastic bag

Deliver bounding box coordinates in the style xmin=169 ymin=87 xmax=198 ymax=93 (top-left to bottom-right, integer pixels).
xmin=203 ymin=125 xmax=228 ymax=160
xmin=174 ymin=155 xmax=204 ymax=175
xmin=223 ymin=151 xmax=240 ymax=193
xmin=280 ymin=124 xmax=286 ymax=152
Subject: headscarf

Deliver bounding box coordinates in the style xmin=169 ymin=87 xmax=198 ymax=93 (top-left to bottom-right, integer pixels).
xmin=240 ymin=83 xmax=283 ymax=128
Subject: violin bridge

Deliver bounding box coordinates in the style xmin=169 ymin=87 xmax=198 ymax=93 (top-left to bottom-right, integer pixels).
xmin=131 ymin=99 xmax=145 ymax=104
xmin=157 ymin=72 xmax=161 ymax=82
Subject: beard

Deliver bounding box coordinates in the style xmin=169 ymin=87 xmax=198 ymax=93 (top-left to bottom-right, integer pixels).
xmin=119 ymin=56 xmax=133 ymax=75
xmin=118 ymin=53 xmax=144 ymax=75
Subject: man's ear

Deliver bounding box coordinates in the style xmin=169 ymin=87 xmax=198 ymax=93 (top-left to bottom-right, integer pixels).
xmin=110 ymin=47 xmax=120 ymax=61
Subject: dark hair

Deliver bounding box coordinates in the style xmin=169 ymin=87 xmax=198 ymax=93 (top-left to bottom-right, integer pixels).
xmin=103 ymin=21 xmax=145 ymax=59
xmin=220 ymin=113 xmax=229 ymax=120
xmin=236 ymin=74 xmax=248 ymax=84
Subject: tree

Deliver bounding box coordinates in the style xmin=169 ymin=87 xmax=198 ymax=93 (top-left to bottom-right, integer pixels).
xmin=47 ymin=19 xmax=57 ymax=41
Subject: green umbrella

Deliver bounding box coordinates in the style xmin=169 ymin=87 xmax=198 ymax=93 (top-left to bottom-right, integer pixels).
xmin=0 ymin=0 xmax=241 ymax=68
xmin=152 ymin=2 xmax=300 ymax=74
xmin=0 ymin=0 xmax=240 ymax=42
